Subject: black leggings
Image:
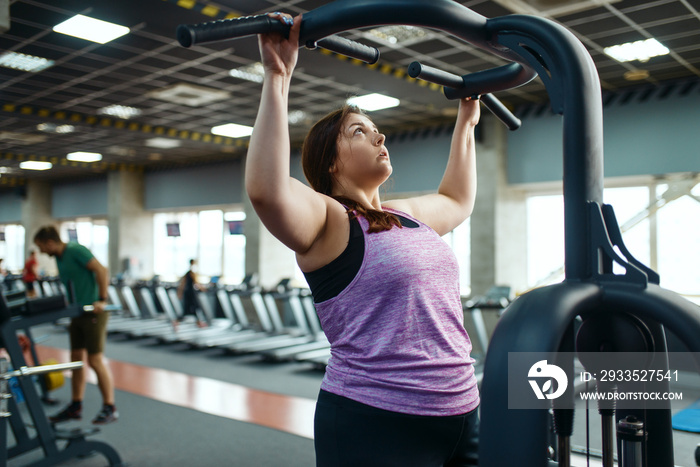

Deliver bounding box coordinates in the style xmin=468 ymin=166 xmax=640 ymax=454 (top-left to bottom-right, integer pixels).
xmin=182 ymin=291 xmax=197 ymax=317
xmin=314 ymin=390 xmax=479 ymax=467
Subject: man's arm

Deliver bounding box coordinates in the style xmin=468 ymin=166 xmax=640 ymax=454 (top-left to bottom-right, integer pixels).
xmin=86 ymin=257 xmax=109 ymax=313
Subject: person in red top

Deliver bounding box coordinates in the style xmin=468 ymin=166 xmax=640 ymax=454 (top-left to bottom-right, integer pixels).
xmin=22 ymin=250 xmax=39 ymax=298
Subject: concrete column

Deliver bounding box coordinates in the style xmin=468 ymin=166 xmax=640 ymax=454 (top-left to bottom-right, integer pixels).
xmin=107 ymin=169 xmax=154 ymax=280
xmin=22 ymin=180 xmax=56 ymax=275
xmin=243 ymin=194 xmax=297 ymax=290
xmin=469 ymin=114 xmax=528 ymax=297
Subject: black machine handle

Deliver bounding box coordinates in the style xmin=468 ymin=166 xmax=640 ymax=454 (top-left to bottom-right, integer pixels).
xmin=407 ymin=61 xmax=521 ymax=131
xmin=177 ymin=14 xmax=288 ymax=46
xmin=311 ymin=36 xmax=380 ymax=65
xmin=177 ymin=14 xmax=379 ymax=64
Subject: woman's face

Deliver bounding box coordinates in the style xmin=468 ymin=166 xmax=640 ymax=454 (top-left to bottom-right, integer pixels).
xmin=332 ymin=113 xmax=392 ymax=190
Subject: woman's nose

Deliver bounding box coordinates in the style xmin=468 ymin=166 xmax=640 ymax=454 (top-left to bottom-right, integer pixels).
xmin=375 ymin=132 xmax=385 ymax=145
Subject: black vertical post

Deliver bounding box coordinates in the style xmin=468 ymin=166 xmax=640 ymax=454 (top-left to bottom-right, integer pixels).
xmin=488 ymin=15 xmax=605 ymax=281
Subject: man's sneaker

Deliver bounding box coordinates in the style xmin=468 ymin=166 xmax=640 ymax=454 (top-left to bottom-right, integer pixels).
xmin=92 ymin=405 xmax=119 ymax=425
xmin=49 ymin=403 xmax=82 ymax=423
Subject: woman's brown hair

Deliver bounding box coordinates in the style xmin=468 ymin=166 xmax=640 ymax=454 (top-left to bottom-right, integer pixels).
xmin=301 ymin=105 xmax=400 ymax=233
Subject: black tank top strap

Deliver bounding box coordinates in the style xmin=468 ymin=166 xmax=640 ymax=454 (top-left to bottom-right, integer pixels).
xmin=303 ymin=214 xmax=364 ymax=303
xmin=304 ymin=211 xmax=419 ymax=303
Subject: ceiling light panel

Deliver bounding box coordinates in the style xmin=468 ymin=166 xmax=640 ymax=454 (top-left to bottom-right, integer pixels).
xmin=366 ymin=25 xmax=431 ymax=46
xmin=0 ymin=131 xmax=47 ymax=144
xmin=53 ymin=14 xmax=130 ymax=44
xmin=211 ymin=123 xmax=253 ymax=138
xmin=288 ymin=110 xmax=309 ymax=125
xmin=0 ymin=51 xmax=54 ymax=72
xmin=146 ymin=137 xmax=182 ymax=149
xmin=347 ymin=93 xmax=400 ymax=112
xmin=229 ymin=63 xmax=265 ymax=83
xmin=99 ymin=104 xmax=142 ymax=119
xmin=37 ymin=123 xmax=75 ymax=134
xmin=148 ymin=83 xmax=231 ymax=107
xmin=604 ymin=38 xmax=670 ymax=63
xmin=19 ymin=161 xmax=52 ymax=171
xmin=67 ymin=152 xmax=102 ymax=162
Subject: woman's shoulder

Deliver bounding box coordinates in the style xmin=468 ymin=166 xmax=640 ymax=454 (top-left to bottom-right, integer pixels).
xmin=296 ymin=195 xmax=352 ymax=272
xmin=321 ymin=194 xmax=351 ymax=219
xmin=381 ymin=199 xmax=414 ymax=218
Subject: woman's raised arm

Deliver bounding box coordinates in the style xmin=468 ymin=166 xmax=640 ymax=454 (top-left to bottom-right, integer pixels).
xmin=384 ymin=97 xmax=481 ymax=236
xmin=245 ymin=14 xmax=329 ymax=254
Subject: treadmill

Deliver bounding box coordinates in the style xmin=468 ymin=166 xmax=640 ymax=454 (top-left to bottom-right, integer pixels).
xmin=260 ymin=294 xmax=329 ymax=360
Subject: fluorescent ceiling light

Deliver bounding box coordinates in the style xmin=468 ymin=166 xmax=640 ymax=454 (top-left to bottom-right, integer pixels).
xmin=67 ymin=151 xmax=102 ymax=162
xmin=148 ymin=83 xmax=230 ymax=107
xmin=0 ymin=131 xmax=47 ymax=144
xmin=367 ymin=25 xmax=429 ymax=46
xmin=53 ymin=14 xmax=130 ymax=44
xmin=19 ymin=161 xmax=53 ymax=171
xmin=99 ymin=104 xmax=142 ymax=119
xmin=0 ymin=51 xmax=54 ymax=72
xmin=604 ymin=38 xmax=669 ymax=63
xmin=288 ymin=110 xmax=308 ymax=125
xmin=37 ymin=123 xmax=75 ymax=133
xmin=229 ymin=62 xmax=265 ymax=83
xmin=347 ymin=93 xmax=400 ymax=112
xmin=211 ymin=123 xmax=253 ymax=138
xmin=146 ymin=137 xmax=181 ymax=149
xmin=623 ymin=69 xmax=650 ymax=81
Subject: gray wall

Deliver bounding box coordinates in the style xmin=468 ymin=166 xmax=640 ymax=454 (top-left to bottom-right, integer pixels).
xmin=52 ymin=178 xmax=108 ymax=219
xmin=0 ymin=190 xmax=22 ymax=223
xmin=384 ymin=130 xmax=453 ymax=194
xmin=144 ymin=160 xmax=243 ymax=210
xmin=507 ymin=86 xmax=700 ymax=184
xmin=1 ymin=89 xmax=698 ymax=220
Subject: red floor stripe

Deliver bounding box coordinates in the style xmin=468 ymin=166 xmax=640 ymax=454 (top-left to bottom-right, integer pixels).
xmin=35 ymin=345 xmax=316 ymax=439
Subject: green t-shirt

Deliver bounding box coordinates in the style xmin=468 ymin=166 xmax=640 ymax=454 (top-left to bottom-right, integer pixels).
xmin=56 ymin=242 xmax=97 ymax=306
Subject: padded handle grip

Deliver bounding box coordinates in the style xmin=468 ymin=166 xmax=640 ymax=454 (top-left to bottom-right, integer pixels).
xmin=177 ymin=14 xmax=380 ymax=64
xmin=177 ymin=14 xmax=288 ymax=48
xmin=313 ymin=36 xmax=380 ymax=64
xmin=408 ymin=61 xmax=521 ymax=130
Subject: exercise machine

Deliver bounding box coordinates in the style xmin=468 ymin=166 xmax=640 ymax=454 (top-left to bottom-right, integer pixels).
xmin=0 ymin=292 xmax=123 ymax=466
xmin=463 ymin=285 xmax=511 ymax=361
xmin=177 ymin=2 xmax=700 ymax=465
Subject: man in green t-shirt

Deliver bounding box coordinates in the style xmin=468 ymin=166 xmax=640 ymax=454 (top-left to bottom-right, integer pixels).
xmin=34 ymin=226 xmax=118 ymax=425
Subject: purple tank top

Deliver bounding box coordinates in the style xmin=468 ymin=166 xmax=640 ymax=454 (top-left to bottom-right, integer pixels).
xmin=316 ymin=208 xmax=480 ymax=416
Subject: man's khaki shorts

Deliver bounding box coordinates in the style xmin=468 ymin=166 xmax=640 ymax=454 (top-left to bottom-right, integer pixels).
xmin=69 ymin=312 xmax=109 ymax=355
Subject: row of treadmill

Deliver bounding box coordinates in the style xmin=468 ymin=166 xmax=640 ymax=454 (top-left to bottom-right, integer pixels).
xmin=5 ymin=275 xmax=510 ymax=371
xmin=105 ymin=278 xmax=333 ymax=368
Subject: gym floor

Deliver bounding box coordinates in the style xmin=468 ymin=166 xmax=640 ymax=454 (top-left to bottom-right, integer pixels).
xmin=6 ymin=322 xmax=700 ymax=467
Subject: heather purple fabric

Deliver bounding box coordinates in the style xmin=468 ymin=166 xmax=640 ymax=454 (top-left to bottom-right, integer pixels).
xmin=316 ymin=208 xmax=480 ymax=416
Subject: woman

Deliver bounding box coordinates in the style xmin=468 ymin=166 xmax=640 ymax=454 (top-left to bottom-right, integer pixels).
xmin=246 ymin=13 xmax=481 ymax=466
